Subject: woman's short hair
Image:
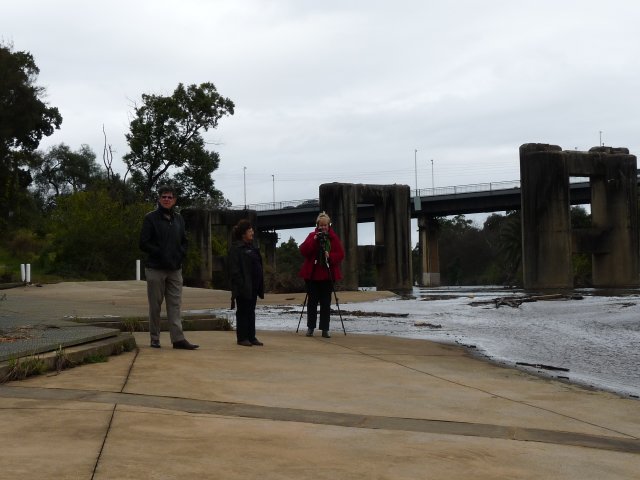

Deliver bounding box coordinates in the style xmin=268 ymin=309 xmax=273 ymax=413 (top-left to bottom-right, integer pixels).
xmin=232 ymin=219 xmax=253 ymax=241
xmin=316 ymin=212 xmax=331 ymax=226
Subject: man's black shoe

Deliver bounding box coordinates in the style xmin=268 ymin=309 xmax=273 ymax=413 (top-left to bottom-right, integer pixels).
xmin=322 ymin=330 xmax=331 ymax=338
xmin=250 ymin=339 xmax=264 ymax=346
xmin=150 ymin=340 xmax=161 ymax=348
xmin=172 ymin=339 xmax=199 ymax=350
xmin=237 ymin=339 xmax=253 ymax=347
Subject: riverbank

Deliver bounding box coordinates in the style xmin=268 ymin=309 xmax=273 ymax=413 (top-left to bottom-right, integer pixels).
xmin=1 ymin=281 xmax=639 ymax=478
xmin=0 ymin=280 xmax=396 ymax=322
xmin=245 ymin=286 xmax=640 ymax=399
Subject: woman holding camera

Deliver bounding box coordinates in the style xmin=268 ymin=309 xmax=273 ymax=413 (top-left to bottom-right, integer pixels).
xmin=299 ymin=212 xmax=344 ymax=338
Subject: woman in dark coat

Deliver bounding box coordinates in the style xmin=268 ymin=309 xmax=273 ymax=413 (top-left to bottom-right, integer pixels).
xmin=228 ymin=219 xmax=264 ymax=346
xmin=299 ymin=212 xmax=344 ymax=338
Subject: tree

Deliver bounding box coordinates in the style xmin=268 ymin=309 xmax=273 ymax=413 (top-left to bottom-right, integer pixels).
xmin=0 ymin=43 xmax=62 ymax=228
xmin=266 ymin=237 xmax=305 ymax=293
xmin=32 ymin=143 xmax=104 ymax=208
xmin=43 ymin=190 xmax=150 ymax=279
xmin=570 ymin=205 xmax=592 ymax=286
xmin=438 ymin=215 xmax=494 ymax=285
xmin=495 ymin=211 xmax=522 ymax=286
xmin=123 ymin=82 xmax=234 ymax=205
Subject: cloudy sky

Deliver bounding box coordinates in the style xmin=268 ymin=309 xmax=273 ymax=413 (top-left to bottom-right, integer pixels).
xmin=4 ymin=1 xmax=640 ymax=232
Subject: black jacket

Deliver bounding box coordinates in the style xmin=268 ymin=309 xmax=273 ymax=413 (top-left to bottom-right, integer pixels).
xmin=228 ymin=240 xmax=264 ymax=300
xmin=139 ymin=205 xmax=187 ymax=271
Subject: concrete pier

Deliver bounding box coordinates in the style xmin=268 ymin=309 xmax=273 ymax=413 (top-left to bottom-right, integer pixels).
xmin=520 ymin=143 xmax=639 ymax=289
xmin=320 ymin=183 xmax=412 ymax=292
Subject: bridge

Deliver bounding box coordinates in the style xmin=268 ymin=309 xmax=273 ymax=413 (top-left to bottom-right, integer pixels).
xmin=229 ymin=178 xmax=597 ymax=231
xmin=185 ymin=146 xmax=639 ymax=291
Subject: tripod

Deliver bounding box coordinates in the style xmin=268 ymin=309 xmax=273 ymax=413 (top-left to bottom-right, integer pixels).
xmin=296 ymin=243 xmax=346 ymax=336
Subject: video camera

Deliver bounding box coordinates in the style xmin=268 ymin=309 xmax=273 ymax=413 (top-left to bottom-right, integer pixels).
xmin=316 ymin=230 xmax=329 ymax=243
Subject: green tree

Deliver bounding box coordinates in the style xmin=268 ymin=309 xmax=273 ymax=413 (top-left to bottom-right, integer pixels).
xmin=123 ymin=82 xmax=234 ymax=205
xmin=570 ymin=205 xmax=592 ymax=286
xmin=266 ymin=237 xmax=305 ymax=293
xmin=0 ymin=43 xmax=62 ymax=229
xmin=438 ymin=215 xmax=494 ymax=285
xmin=32 ymin=143 xmax=104 ymax=208
xmin=43 ymin=190 xmax=150 ymax=279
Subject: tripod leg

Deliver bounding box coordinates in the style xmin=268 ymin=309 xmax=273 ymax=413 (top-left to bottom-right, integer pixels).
xmin=296 ymin=293 xmax=309 ymax=333
xmin=331 ymin=285 xmax=347 ymax=336
xmin=325 ymin=262 xmax=346 ymax=336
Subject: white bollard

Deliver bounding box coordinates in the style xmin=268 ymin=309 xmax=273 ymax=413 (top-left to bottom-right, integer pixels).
xmin=26 ymin=264 xmax=31 ymax=284
xmin=136 ymin=259 xmax=141 ymax=281
xmin=20 ymin=264 xmax=26 ymax=282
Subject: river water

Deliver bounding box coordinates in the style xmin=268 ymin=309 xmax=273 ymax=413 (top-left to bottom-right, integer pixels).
xmin=208 ymin=286 xmax=640 ymax=399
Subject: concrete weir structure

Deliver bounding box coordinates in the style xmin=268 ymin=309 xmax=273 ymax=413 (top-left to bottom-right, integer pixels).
xmin=319 ymin=183 xmax=412 ymax=292
xmin=181 ymin=183 xmax=413 ymax=292
xmin=181 ymin=209 xmax=274 ymax=289
xmin=520 ymin=143 xmax=639 ymax=290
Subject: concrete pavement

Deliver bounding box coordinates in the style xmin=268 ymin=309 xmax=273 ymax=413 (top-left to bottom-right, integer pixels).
xmin=0 ymin=282 xmax=639 ymax=479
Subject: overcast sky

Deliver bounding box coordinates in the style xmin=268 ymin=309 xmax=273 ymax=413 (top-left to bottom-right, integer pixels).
xmin=4 ymin=1 xmax=640 ymax=239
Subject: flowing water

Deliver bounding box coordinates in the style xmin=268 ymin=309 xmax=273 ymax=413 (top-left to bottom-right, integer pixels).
xmin=203 ymin=286 xmax=640 ymax=399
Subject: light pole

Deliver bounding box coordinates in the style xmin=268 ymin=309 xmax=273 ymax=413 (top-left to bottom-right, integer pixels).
xmin=599 ymin=130 xmax=603 ymax=146
xmin=430 ymin=159 xmax=434 ymax=191
xmin=414 ymin=149 xmax=418 ymax=195
xmin=272 ymin=174 xmax=275 ymax=207
xmin=243 ymin=166 xmax=247 ymax=208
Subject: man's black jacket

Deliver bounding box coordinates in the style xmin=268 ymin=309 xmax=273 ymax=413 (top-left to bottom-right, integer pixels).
xmin=139 ymin=206 xmax=187 ymax=271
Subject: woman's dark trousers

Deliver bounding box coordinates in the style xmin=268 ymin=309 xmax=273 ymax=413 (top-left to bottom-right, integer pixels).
xmin=306 ymin=280 xmax=332 ymax=331
xmin=236 ymin=296 xmax=257 ymax=342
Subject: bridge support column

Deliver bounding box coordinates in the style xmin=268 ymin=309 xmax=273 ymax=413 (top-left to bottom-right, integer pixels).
xmin=258 ymin=230 xmax=279 ymax=272
xmin=183 ymin=209 xmax=259 ymax=289
xmin=373 ymin=185 xmax=412 ymax=291
xmin=520 ymin=143 xmax=638 ymax=289
xmin=576 ymin=148 xmax=639 ymax=287
xmin=319 ymin=184 xmax=359 ymax=290
xmin=320 ymin=183 xmax=412 ymax=292
xmin=418 ymin=215 xmax=440 ymax=286
xmin=520 ymin=144 xmax=572 ymax=289
xmin=182 ymin=209 xmax=212 ymax=288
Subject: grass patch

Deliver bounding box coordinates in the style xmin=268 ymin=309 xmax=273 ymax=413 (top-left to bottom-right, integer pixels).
xmin=82 ymin=353 xmax=108 ymax=364
xmin=3 ymin=355 xmax=47 ymax=381
xmin=121 ymin=317 xmax=143 ymax=333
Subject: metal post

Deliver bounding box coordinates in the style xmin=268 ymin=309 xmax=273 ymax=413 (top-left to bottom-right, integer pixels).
xmin=272 ymin=174 xmax=275 ymax=207
xmin=431 ymin=159 xmax=434 ymax=191
xmin=414 ymin=149 xmax=418 ymax=195
xmin=243 ymin=166 xmax=247 ymax=208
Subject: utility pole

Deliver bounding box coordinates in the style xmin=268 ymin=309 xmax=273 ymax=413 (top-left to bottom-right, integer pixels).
xmin=243 ymin=166 xmax=247 ymax=208
xmin=272 ymin=174 xmax=275 ymax=207
xmin=414 ymin=149 xmax=418 ymax=195
xmin=431 ymin=159 xmax=434 ymax=191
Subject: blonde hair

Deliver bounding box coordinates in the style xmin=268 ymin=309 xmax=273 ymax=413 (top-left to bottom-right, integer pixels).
xmin=316 ymin=211 xmax=331 ymax=226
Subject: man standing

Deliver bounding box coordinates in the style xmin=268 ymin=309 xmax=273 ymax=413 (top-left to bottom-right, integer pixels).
xmin=139 ymin=185 xmax=199 ymax=350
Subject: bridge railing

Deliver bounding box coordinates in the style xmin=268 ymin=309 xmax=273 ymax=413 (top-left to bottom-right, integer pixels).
xmin=414 ymin=180 xmax=521 ymax=198
xmin=227 ymin=199 xmax=319 ymax=212
xmin=227 ymin=175 xmax=615 ymax=212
